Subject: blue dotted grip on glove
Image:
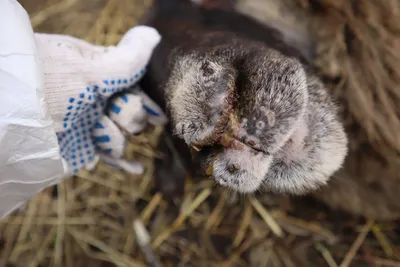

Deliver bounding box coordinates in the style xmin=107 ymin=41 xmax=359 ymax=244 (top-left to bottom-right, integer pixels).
xmin=56 ymin=67 xmax=156 ymax=174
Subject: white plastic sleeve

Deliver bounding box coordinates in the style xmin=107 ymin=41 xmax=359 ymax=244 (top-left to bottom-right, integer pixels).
xmin=0 ymin=0 xmax=65 ymax=219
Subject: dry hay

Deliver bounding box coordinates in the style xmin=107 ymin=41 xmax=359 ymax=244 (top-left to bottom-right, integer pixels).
xmin=0 ymin=0 xmax=400 ymax=267
xmin=295 ymin=0 xmax=400 ymax=155
xmin=284 ymin=0 xmax=400 ymax=220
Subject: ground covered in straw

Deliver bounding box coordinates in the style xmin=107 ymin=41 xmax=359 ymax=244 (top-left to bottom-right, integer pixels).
xmin=1 ymin=0 xmax=399 ymax=266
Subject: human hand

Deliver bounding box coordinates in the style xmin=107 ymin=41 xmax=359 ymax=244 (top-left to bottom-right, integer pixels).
xmin=35 ymin=26 xmax=167 ymax=176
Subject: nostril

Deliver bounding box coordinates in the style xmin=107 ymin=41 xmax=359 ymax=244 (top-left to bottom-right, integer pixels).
xmin=256 ymin=121 xmax=265 ymax=129
xmin=247 ymin=140 xmax=256 ymax=147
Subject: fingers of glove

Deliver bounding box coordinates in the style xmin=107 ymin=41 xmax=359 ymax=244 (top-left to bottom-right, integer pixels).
xmin=118 ymin=26 xmax=161 ymax=51
xmin=100 ymin=154 xmax=144 ymax=175
xmin=56 ymin=120 xmax=99 ymax=174
xmin=108 ymin=93 xmax=148 ymax=135
xmin=131 ymin=88 xmax=168 ymax=126
xmin=92 ymin=115 xmax=145 ymax=175
xmin=95 ymin=25 xmax=161 ymax=97
xmin=85 ymin=154 xmax=100 ymax=171
xmin=92 ymin=115 xmax=126 ymax=159
xmin=60 ymin=154 xmax=100 ymax=178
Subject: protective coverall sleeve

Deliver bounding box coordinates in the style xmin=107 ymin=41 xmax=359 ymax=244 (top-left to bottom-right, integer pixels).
xmin=0 ymin=0 xmax=65 ymax=219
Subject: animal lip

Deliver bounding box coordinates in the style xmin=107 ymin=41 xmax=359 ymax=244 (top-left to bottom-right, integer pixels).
xmin=189 ymin=133 xmax=264 ymax=157
xmin=189 ymin=114 xmax=266 ymax=155
xmin=220 ymin=114 xmax=266 ymax=154
xmin=218 ymin=133 xmax=266 ymax=154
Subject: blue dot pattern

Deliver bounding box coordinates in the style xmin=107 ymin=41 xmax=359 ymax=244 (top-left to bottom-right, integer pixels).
xmin=57 ymin=67 xmax=147 ymax=173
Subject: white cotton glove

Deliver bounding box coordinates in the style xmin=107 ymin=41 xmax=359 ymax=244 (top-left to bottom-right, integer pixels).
xmin=35 ymin=27 xmax=167 ymax=176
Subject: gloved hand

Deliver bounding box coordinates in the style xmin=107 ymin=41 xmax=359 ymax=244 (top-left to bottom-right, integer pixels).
xmin=35 ymin=26 xmax=167 ymax=176
xmin=0 ymin=0 xmax=169 ymax=219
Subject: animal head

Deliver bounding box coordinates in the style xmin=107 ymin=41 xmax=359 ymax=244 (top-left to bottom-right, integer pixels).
xmin=164 ymin=46 xmax=346 ymax=194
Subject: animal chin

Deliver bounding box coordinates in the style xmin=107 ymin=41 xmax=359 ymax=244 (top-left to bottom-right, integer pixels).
xmin=188 ymin=111 xmax=273 ymax=193
xmin=211 ymin=145 xmax=273 ymax=193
